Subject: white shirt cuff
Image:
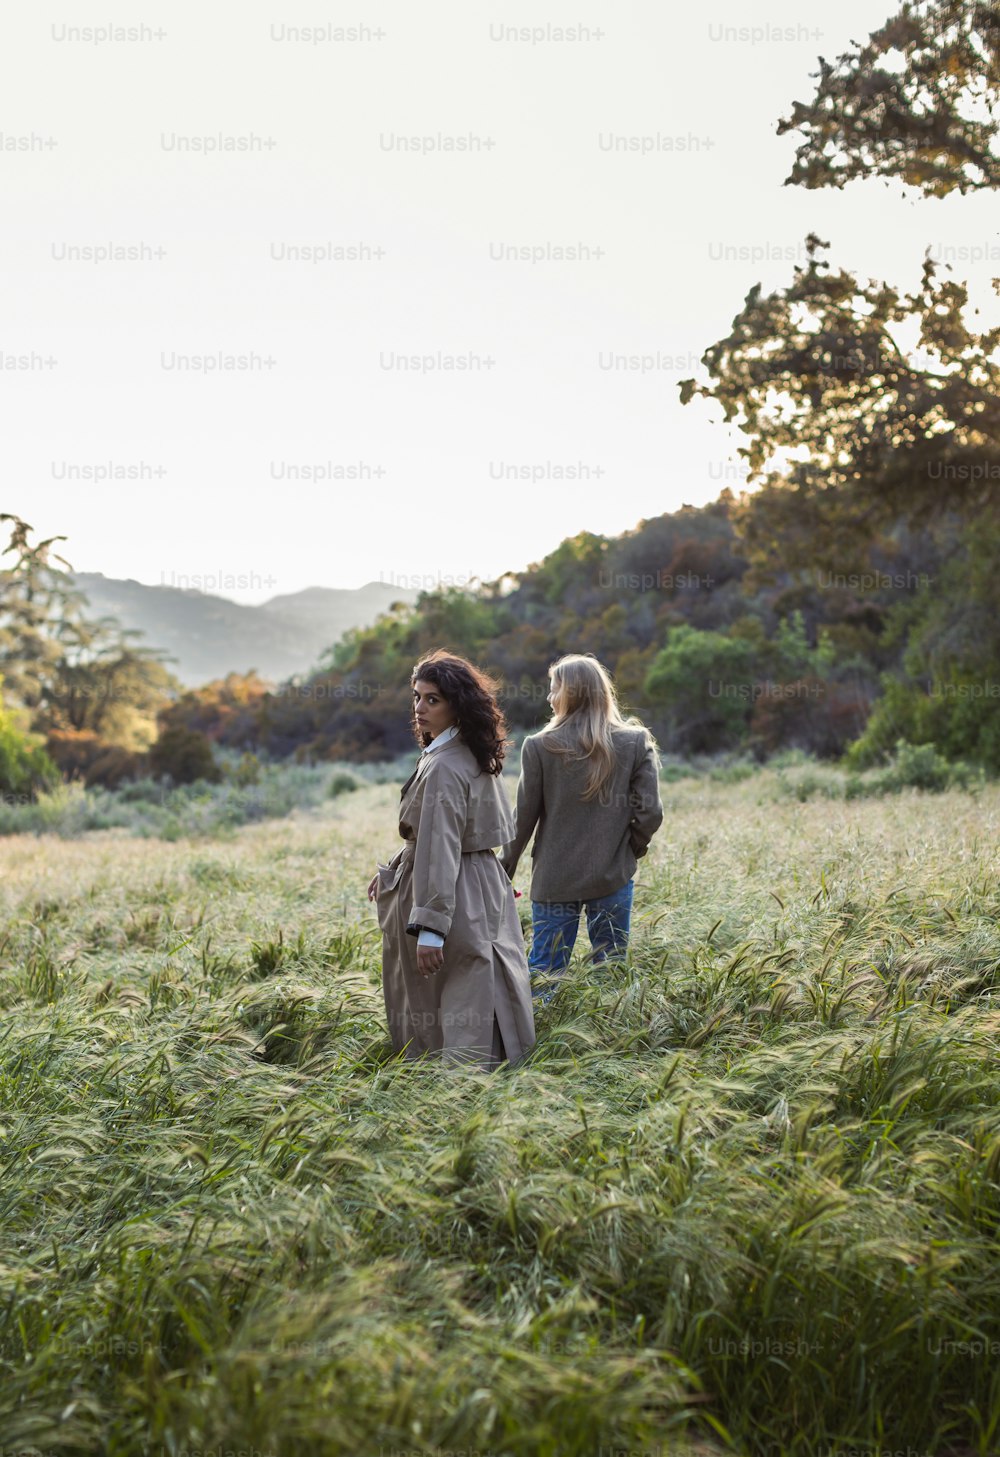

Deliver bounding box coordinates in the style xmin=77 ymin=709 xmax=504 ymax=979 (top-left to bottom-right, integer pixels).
xmin=417 ymin=928 xmax=445 ymax=947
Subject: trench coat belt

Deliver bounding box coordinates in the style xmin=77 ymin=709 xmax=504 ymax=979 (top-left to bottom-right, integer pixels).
xmin=395 ymin=839 xmax=500 ymax=863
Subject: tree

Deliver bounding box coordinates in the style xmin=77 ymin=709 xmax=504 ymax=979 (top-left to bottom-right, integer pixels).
xmin=37 ymin=622 xmax=178 ymax=749
xmin=680 ymin=239 xmax=1000 ymax=566
xmin=153 ymin=671 xmax=270 ymax=747
xmin=645 ymin=626 xmax=757 ymax=753
xmin=0 ymin=513 xmax=80 ymax=710
xmin=681 ymin=0 xmax=1000 ymax=769
xmin=847 ymin=516 xmax=1000 ymax=767
xmin=1 ymin=514 xmax=177 ymax=766
xmin=0 ymin=685 xmax=58 ymax=799
xmin=148 ymin=726 xmax=222 ymax=785
xmin=778 ymin=0 xmax=1000 ymax=197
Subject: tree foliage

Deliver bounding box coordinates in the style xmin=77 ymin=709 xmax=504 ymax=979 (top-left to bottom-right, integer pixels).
xmin=1 ymin=514 xmax=179 ymax=780
xmin=148 ymin=726 xmax=222 ymax=786
xmin=37 ymin=623 xmax=177 ymax=749
xmin=0 ymin=513 xmax=79 ymax=709
xmin=0 ymin=689 xmax=59 ymax=800
xmin=778 ymin=0 xmax=1000 ymax=196
xmin=645 ymin=626 xmax=756 ymax=753
xmin=680 ymin=238 xmax=1000 ymax=549
xmin=848 ymin=516 xmax=1000 ymax=767
xmin=679 ymin=0 xmax=1000 ymax=770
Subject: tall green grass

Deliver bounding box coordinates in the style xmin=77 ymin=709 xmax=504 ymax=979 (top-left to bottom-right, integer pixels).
xmin=0 ymin=777 xmax=997 ymax=1456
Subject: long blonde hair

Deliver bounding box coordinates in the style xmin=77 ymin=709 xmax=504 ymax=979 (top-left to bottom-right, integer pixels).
xmin=540 ymin=653 xmax=656 ymax=802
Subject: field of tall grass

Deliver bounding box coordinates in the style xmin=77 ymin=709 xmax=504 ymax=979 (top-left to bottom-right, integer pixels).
xmin=1 ymin=769 xmax=998 ymax=1457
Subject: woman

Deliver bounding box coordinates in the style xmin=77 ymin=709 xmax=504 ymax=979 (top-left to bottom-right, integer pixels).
xmin=367 ymin=651 xmax=535 ymax=1069
xmin=499 ymin=654 xmax=663 ymax=999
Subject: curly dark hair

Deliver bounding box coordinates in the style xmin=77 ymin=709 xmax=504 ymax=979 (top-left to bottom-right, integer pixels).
xmin=411 ymin=650 xmax=507 ymax=776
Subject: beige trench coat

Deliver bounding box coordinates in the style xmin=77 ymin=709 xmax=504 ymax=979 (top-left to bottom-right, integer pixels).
xmin=375 ymin=735 xmax=536 ymax=1069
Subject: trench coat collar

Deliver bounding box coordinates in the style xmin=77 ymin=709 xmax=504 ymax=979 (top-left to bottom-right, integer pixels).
xmin=420 ymin=723 xmax=460 ymax=756
xmin=399 ymin=729 xmax=464 ymax=797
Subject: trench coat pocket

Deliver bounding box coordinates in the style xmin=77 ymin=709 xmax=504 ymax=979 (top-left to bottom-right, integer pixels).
xmin=377 ymin=857 xmax=405 ymax=892
xmin=375 ymin=856 xmax=407 ymax=931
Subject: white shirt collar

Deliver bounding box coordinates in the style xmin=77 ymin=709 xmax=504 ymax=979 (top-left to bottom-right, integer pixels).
xmin=422 ymin=723 xmax=460 ymax=755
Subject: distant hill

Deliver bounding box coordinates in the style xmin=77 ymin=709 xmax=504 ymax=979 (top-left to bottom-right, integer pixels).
xmin=70 ymin=574 xmax=419 ymax=686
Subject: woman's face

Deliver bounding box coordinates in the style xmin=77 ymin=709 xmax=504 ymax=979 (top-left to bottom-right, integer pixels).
xmin=547 ymin=674 xmax=562 ymax=716
xmin=413 ymin=678 xmax=456 ymax=740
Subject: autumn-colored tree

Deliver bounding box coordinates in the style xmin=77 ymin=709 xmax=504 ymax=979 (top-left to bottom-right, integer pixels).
xmin=157 ymin=671 xmax=271 ymax=746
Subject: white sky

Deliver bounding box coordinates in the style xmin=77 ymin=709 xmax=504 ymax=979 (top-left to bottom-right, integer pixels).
xmin=7 ymin=0 xmax=999 ymax=602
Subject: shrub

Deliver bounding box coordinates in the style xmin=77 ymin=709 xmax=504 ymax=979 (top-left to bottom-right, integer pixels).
xmin=84 ymin=745 xmax=144 ymax=789
xmin=658 ymin=757 xmax=697 ymax=783
xmin=777 ymin=740 xmax=984 ymax=800
xmin=328 ymin=769 xmax=361 ymax=797
xmin=115 ymin=776 xmax=168 ymax=805
xmin=149 ymin=727 xmax=222 ymax=786
xmin=45 ymin=728 xmax=144 ymax=788
xmin=228 ymin=752 xmax=262 ymax=787
xmin=879 ymin=738 xmax=980 ymax=794
xmin=848 ymin=676 xmax=1000 ymax=775
xmin=0 ymin=706 xmax=59 ymax=800
xmin=707 ymin=758 xmax=757 ymax=784
xmin=775 ymin=765 xmax=848 ymax=801
xmin=645 ymin=625 xmax=756 ymax=754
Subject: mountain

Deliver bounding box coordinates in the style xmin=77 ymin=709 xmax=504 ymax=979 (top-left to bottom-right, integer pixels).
xmin=70 ymin=573 xmax=419 ymax=687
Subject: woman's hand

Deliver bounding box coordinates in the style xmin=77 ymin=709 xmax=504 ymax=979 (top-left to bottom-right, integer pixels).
xmin=416 ymin=943 xmax=444 ymax=977
xmin=367 ymin=873 xmax=379 ymax=903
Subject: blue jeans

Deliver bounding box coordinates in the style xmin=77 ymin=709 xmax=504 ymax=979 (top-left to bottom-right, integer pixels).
xmin=528 ymin=880 xmax=634 ymax=1002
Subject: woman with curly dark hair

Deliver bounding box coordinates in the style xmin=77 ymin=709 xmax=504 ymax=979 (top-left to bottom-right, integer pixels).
xmin=366 ymin=650 xmax=535 ymax=1069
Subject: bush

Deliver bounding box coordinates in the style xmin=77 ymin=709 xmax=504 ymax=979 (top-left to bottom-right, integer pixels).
xmin=879 ymin=738 xmax=980 ymax=794
xmin=645 ymin=625 xmax=756 ymax=754
xmin=658 ymin=756 xmax=697 ymax=783
xmin=328 ymin=769 xmax=361 ymax=797
xmin=775 ymin=740 xmax=984 ymax=801
xmin=707 ymin=758 xmax=757 ymax=784
xmin=149 ymin=727 xmax=222 ymax=786
xmin=43 ymin=729 xmax=144 ymax=789
xmin=115 ymin=776 xmax=168 ymax=805
xmin=0 ymin=707 xmax=59 ymax=800
xmin=228 ymin=752 xmax=262 ymax=787
xmin=84 ymin=745 xmax=144 ymax=790
xmin=44 ymin=728 xmax=106 ymax=781
xmin=775 ymin=764 xmax=848 ymax=801
xmin=848 ymin=675 xmax=1000 ymax=775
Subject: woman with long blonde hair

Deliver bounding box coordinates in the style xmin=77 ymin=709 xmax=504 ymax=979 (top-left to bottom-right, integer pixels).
xmin=499 ymin=653 xmax=663 ymax=1000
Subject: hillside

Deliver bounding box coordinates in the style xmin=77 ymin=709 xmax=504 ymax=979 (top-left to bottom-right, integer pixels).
xmin=69 ymin=574 xmax=418 ymax=686
xmin=56 ymin=492 xmax=992 ymax=773
xmin=157 ymin=495 xmax=971 ymax=766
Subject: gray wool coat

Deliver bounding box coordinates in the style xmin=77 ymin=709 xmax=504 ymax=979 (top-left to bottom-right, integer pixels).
xmin=498 ymin=724 xmax=664 ymax=902
xmin=375 ymin=734 xmax=536 ymax=1069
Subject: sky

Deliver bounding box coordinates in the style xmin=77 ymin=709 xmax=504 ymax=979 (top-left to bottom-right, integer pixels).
xmin=8 ymin=0 xmax=1000 ymax=602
